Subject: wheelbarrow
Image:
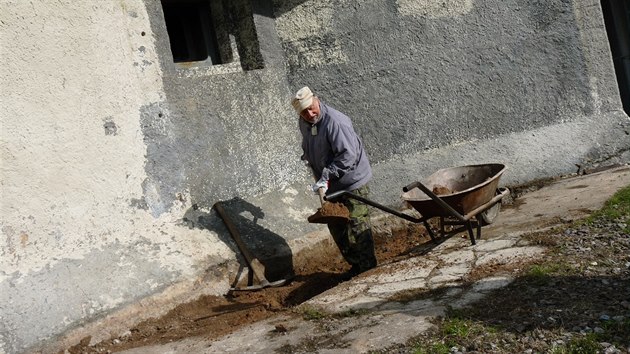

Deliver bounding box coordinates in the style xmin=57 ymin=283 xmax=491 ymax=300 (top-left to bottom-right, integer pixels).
xmin=325 ymin=163 xmax=510 ymax=245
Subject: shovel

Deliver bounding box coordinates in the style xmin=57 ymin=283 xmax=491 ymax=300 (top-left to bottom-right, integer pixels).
xmin=307 ymin=188 xmax=350 ymax=224
xmin=214 ymin=202 xmax=287 ymax=291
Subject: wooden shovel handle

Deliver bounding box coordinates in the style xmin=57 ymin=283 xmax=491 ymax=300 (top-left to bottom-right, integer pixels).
xmin=318 ymin=188 xmax=326 ymax=206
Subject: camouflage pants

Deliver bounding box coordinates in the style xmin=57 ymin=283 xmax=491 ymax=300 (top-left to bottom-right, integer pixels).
xmin=327 ymin=185 xmax=377 ymax=272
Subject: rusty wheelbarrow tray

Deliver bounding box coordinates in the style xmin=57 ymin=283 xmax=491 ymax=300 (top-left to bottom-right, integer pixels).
xmin=326 ymin=163 xmax=510 ymax=245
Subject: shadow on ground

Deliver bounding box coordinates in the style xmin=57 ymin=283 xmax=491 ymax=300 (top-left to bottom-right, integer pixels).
xmin=182 ymin=197 xmax=294 ymax=286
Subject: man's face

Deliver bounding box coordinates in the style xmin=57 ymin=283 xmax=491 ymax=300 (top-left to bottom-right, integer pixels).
xmin=299 ymin=97 xmax=320 ymax=124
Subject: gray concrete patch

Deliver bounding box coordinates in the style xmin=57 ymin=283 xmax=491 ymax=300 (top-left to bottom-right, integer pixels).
xmin=475 ymin=246 xmax=547 ymax=267
xmin=449 ymin=291 xmax=487 ymax=309
xmin=336 ymin=313 xmax=435 ymax=353
xmin=473 ymin=239 xmax=518 ymax=252
xmin=482 ymin=166 xmax=630 ymax=236
xmin=355 ymin=258 xmax=439 ymax=284
xmin=472 ymin=276 xmax=514 ymax=292
xmin=365 ymin=278 xmax=428 ymax=296
xmin=427 ymin=263 xmax=471 ymax=286
xmin=437 ymin=249 xmax=476 ymax=265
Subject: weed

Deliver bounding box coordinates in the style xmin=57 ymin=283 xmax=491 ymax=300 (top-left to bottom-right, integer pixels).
xmin=526 ymin=262 xmax=574 ymax=279
xmin=401 ymin=316 xmax=500 ymax=354
xmin=410 ymin=342 xmax=450 ymax=354
xmin=583 ymin=185 xmax=630 ymax=232
xmin=335 ymin=308 xmax=368 ymax=318
xmin=566 ymin=334 xmax=601 ymax=354
xmin=300 ymin=305 xmax=327 ymax=320
xmin=527 ymin=264 xmax=553 ymax=277
xmin=441 ymin=318 xmax=471 ymax=338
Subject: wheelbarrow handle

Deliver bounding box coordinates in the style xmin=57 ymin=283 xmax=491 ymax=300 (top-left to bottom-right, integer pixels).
xmin=324 ymin=189 xmax=346 ymax=202
xmin=403 ymin=182 xmax=422 ymax=193
xmin=325 ymin=189 xmax=428 ymax=224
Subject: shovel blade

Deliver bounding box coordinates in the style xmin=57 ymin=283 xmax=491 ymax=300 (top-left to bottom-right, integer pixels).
xmin=307 ymin=211 xmax=349 ymax=224
xmin=307 ymin=201 xmax=350 ymax=224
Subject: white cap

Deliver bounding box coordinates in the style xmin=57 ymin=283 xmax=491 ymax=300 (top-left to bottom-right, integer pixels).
xmin=291 ymin=86 xmax=314 ymax=114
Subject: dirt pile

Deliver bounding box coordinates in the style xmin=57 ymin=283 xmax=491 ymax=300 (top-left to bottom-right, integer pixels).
xmin=432 ymin=185 xmax=452 ymax=195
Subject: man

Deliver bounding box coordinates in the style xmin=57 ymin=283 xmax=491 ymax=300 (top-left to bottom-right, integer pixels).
xmin=291 ymin=86 xmax=377 ymax=278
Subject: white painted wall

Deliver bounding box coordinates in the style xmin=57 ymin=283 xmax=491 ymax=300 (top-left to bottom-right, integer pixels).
xmin=0 ymin=1 xmax=232 ymax=352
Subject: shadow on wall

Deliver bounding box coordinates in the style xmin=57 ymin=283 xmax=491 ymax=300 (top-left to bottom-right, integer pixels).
xmin=182 ymin=198 xmax=294 ymax=287
xmin=256 ymin=0 xmax=309 ymax=18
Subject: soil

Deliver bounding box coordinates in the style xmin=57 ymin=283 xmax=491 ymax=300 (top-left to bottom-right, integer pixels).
xmin=432 ymin=185 xmax=452 ymax=195
xmin=65 ymin=222 xmax=431 ymax=354
xmin=307 ymin=201 xmax=350 ymax=224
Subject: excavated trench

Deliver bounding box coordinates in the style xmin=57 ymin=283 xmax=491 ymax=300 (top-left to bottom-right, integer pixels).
xmin=65 ymin=219 xmax=435 ymax=354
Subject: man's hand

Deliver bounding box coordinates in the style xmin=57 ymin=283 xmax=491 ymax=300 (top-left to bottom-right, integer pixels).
xmin=311 ymin=178 xmax=329 ymax=194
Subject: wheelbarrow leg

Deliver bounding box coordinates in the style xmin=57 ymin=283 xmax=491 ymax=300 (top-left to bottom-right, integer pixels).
xmin=466 ymin=221 xmax=476 ymax=245
xmin=423 ymin=220 xmax=436 ymax=242
xmin=476 ymin=217 xmax=482 ymax=240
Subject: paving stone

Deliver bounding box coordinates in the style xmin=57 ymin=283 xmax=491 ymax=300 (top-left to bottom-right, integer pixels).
xmin=475 ymin=246 xmax=546 ymax=266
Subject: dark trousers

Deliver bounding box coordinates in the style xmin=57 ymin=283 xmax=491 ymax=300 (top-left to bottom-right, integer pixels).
xmin=327 ymin=185 xmax=377 ymax=272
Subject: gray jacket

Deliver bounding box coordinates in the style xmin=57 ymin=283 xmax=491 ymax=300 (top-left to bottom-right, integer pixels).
xmin=299 ymin=102 xmax=372 ymax=194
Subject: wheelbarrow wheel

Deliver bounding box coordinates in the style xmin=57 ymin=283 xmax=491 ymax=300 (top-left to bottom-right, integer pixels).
xmin=480 ymin=202 xmax=501 ymax=225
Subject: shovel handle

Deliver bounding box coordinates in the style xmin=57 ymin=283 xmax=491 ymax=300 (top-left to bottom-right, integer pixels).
xmin=318 ymin=188 xmax=326 ymax=206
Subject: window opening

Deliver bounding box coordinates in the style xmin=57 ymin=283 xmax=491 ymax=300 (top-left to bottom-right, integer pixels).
xmin=601 ymin=0 xmax=630 ymax=115
xmin=161 ymin=0 xmax=264 ymax=71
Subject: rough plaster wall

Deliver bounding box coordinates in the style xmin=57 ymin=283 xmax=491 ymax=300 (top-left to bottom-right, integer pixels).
xmin=130 ymin=0 xmax=323 ymax=285
xmin=366 ymin=0 xmax=630 ymax=206
xmin=397 ymin=0 xmax=474 ymax=17
xmin=275 ymin=0 xmax=625 ymax=162
xmin=274 ymin=0 xmax=629 ymax=201
xmin=139 ymin=0 xmax=307 ymax=216
xmin=371 ymin=111 xmax=630 ymax=207
xmin=0 ymin=1 xmax=234 ymax=353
